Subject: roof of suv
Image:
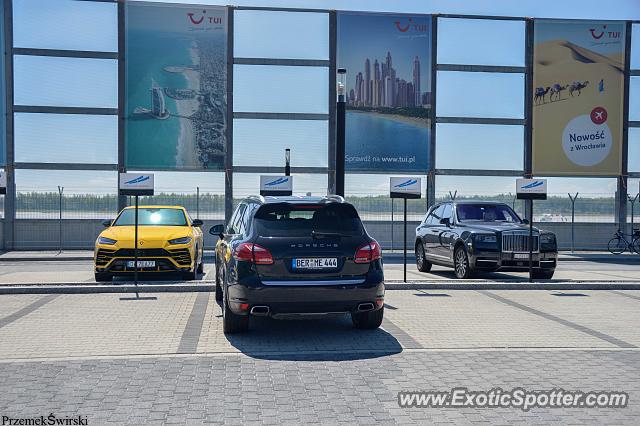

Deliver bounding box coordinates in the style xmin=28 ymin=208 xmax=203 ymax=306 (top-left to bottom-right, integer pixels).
xmin=245 ymin=195 xmax=346 ymax=205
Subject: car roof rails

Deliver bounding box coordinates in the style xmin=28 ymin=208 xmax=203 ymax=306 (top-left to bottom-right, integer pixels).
xmin=323 ymin=194 xmax=345 ymax=203
xmin=246 ymin=195 xmax=265 ymax=203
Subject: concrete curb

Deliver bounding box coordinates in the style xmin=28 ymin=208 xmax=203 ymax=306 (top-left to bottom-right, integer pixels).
xmin=0 ymin=281 xmax=639 ymax=294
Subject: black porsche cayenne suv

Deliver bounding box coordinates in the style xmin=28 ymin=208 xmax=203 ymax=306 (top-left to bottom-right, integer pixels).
xmin=415 ymin=201 xmax=558 ymax=279
xmin=210 ymin=195 xmax=385 ymax=333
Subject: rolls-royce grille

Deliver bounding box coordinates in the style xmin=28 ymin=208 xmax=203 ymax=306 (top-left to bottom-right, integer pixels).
xmin=502 ymin=232 xmax=539 ymax=252
xmin=96 ymin=248 xmax=193 ymax=266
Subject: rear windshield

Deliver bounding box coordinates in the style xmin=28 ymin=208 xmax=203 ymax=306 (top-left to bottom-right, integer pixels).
xmin=456 ymin=204 xmax=521 ymax=223
xmin=113 ymin=208 xmax=188 ymax=226
xmin=254 ymin=203 xmax=364 ymax=237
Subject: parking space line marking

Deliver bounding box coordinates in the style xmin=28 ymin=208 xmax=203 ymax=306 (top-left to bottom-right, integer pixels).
xmin=177 ymin=292 xmax=210 ymax=354
xmin=0 ymin=295 xmax=60 ymax=329
xmin=609 ymin=290 xmax=640 ymax=301
xmin=478 ymin=290 xmax=637 ymax=349
xmin=382 ymin=317 xmax=423 ymax=349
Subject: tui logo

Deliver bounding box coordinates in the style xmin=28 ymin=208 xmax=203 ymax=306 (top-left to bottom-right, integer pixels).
xmin=187 ymin=10 xmax=206 ymax=25
xmin=394 ymin=17 xmax=412 ymax=33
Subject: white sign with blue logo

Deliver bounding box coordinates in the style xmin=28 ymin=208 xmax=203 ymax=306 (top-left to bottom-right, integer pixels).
xmin=0 ymin=170 xmax=6 ymax=195
xmin=390 ymin=177 xmax=422 ymax=199
xmin=516 ymin=178 xmax=547 ymax=200
xmin=260 ymin=176 xmax=293 ymax=196
xmin=119 ymin=173 xmax=155 ymax=196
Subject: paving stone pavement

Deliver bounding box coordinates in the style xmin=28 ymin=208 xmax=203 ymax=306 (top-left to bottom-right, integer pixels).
xmin=0 ymin=290 xmax=640 ymax=424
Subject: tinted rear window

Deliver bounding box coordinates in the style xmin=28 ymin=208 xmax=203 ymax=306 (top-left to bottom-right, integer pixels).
xmin=254 ymin=203 xmax=364 ymax=237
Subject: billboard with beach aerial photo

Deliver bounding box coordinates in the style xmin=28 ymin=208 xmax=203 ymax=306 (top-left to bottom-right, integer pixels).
xmin=533 ymin=20 xmax=626 ymax=176
xmin=125 ymin=3 xmax=227 ymax=170
xmin=337 ymin=12 xmax=431 ymax=173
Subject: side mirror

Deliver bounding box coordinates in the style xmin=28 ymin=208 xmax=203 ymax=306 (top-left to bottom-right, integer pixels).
xmin=102 ymin=219 xmax=113 ymax=228
xmin=191 ymin=219 xmax=203 ymax=227
xmin=439 ymin=217 xmax=451 ymax=227
xmin=522 ymin=219 xmax=530 ymax=225
xmin=209 ymin=224 xmax=225 ymax=239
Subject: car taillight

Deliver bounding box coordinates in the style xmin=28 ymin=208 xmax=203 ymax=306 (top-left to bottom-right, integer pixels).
xmin=234 ymin=243 xmax=274 ymax=265
xmin=354 ymin=241 xmax=382 ymax=263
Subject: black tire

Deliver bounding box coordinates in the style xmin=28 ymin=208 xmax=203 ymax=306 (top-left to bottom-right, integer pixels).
xmin=351 ymin=306 xmax=384 ymax=330
xmin=531 ymin=269 xmax=555 ymax=280
xmin=181 ymin=248 xmax=200 ymax=280
xmin=214 ymin=261 xmax=223 ymax=302
xmin=633 ymin=238 xmax=640 ymax=255
xmin=197 ymin=254 xmax=204 ymax=274
xmin=222 ymin=283 xmax=249 ymax=334
xmin=608 ymin=237 xmax=626 ymax=255
xmin=94 ymin=272 xmax=112 ymax=282
xmin=454 ymin=246 xmax=475 ymax=279
xmin=415 ymin=243 xmax=432 ymax=272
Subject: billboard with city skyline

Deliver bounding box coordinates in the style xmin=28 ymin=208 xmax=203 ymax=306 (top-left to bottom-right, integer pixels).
xmin=532 ymin=20 xmax=626 ymax=176
xmin=125 ymin=3 xmax=227 ymax=170
xmin=337 ymin=12 xmax=431 ymax=173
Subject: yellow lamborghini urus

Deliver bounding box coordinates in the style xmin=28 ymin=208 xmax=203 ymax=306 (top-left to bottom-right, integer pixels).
xmin=94 ymin=206 xmax=204 ymax=282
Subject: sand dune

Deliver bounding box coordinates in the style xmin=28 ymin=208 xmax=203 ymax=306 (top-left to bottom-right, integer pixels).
xmin=536 ymin=40 xmax=624 ymax=73
xmin=532 ymin=39 xmax=624 ymax=175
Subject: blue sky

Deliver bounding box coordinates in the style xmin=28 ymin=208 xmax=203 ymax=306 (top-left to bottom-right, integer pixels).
xmin=6 ymin=0 xmax=640 ymax=196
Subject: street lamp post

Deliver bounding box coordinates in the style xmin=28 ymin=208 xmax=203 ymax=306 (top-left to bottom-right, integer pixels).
xmin=336 ymin=68 xmax=347 ymax=197
xmin=285 ymin=148 xmax=291 ymax=177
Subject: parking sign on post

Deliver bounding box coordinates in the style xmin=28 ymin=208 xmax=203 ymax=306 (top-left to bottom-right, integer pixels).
xmin=260 ymin=176 xmax=293 ymax=196
xmin=119 ymin=173 xmax=155 ymax=197
xmin=516 ymin=179 xmax=548 ymax=282
xmin=118 ymin=173 xmax=155 ymax=292
xmin=390 ymin=177 xmax=422 ymax=283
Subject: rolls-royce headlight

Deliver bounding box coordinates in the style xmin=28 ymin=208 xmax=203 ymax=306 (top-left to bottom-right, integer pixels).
xmin=540 ymin=233 xmax=556 ymax=244
xmin=168 ymin=236 xmax=192 ymax=245
xmin=474 ymin=234 xmax=497 ymax=243
xmin=98 ymin=236 xmax=117 ymax=245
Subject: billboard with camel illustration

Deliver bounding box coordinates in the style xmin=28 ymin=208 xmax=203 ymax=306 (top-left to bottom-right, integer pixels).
xmin=532 ymin=20 xmax=626 ymax=176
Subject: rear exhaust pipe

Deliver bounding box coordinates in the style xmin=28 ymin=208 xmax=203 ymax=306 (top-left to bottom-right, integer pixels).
xmin=250 ymin=306 xmax=270 ymax=316
xmin=357 ymin=302 xmax=375 ymax=312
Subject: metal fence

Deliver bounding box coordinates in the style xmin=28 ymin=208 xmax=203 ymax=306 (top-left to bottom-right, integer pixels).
xmin=5 ymin=187 xmax=632 ymax=251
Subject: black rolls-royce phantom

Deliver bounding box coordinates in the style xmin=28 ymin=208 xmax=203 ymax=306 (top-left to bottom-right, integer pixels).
xmin=415 ymin=201 xmax=557 ymax=279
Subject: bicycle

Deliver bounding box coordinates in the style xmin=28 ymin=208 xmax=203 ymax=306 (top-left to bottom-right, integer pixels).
xmin=607 ymin=228 xmax=640 ymax=255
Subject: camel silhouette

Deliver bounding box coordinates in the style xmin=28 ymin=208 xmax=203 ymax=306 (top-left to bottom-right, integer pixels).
xmin=534 ymin=86 xmax=550 ymax=104
xmin=569 ymin=81 xmax=589 ymax=97
xmin=549 ymin=83 xmax=568 ymax=102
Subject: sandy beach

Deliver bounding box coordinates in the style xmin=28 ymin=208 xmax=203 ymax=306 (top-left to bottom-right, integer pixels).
xmin=348 ymin=109 xmax=430 ymax=129
xmin=174 ymin=44 xmax=201 ymax=168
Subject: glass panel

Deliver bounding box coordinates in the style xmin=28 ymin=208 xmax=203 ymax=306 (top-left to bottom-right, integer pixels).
xmin=13 ymin=0 xmax=117 ymax=52
xmin=436 ymin=71 xmax=524 ymax=118
xmin=14 ymin=56 xmax=118 ymax=108
xmin=437 ymin=18 xmax=525 ymax=66
xmin=234 ymin=10 xmax=329 ymax=59
xmin=345 ymin=174 xmax=428 ymax=222
xmin=124 ymin=171 xmax=225 ymax=220
xmin=233 ymin=65 xmax=328 ymax=114
xmin=436 ymin=123 xmax=523 ymax=170
xmin=233 ymin=173 xmax=326 ymax=198
xmin=15 ymin=113 xmax=117 ymax=164
xmin=630 ymin=128 xmax=640 ymax=173
xmin=15 ymin=170 xmax=117 ymax=219
xmin=632 ymin=24 xmax=640 ymax=70
xmin=233 ymin=119 xmax=328 ymax=167
xmin=630 ymin=77 xmax=640 ymax=121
